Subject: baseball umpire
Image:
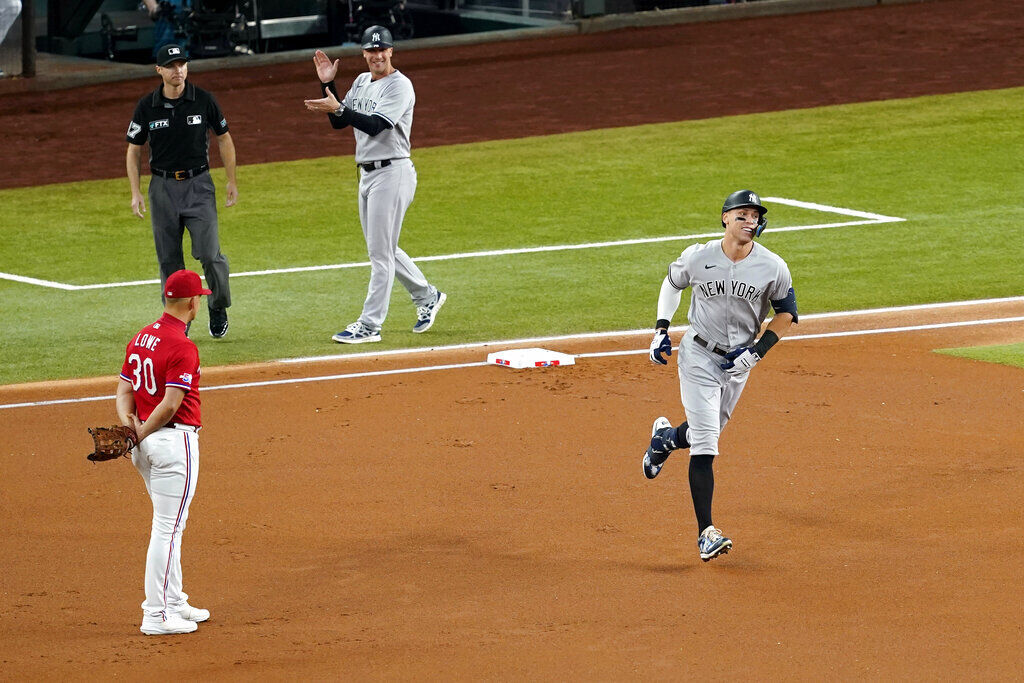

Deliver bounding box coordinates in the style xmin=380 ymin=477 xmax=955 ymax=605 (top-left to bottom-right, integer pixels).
xmin=643 ymin=190 xmax=798 ymax=562
xmin=126 ymin=44 xmax=237 ymax=338
xmin=303 ymin=26 xmax=446 ymax=344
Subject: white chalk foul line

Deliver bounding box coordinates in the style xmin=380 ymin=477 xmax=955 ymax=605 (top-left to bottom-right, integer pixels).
xmin=0 ymin=197 xmax=902 ymax=290
xmin=280 ymin=295 xmax=1024 ymax=364
xmin=2 ymin=313 xmax=1020 ymax=411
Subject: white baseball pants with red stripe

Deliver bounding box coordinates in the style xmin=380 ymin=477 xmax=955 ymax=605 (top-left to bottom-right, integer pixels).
xmin=132 ymin=426 xmax=199 ymax=620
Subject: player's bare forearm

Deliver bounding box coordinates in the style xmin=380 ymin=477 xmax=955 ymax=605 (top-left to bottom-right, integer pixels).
xmin=216 ymin=132 xmax=238 ymax=206
xmin=216 ymin=132 xmax=237 ymax=184
xmin=137 ymin=388 xmax=186 ymax=442
xmin=116 ymin=380 xmax=137 ymax=427
xmin=764 ymin=312 xmax=795 ymax=340
xmin=126 ymin=144 xmax=143 ymax=195
xmin=126 ymin=144 xmax=146 ymax=217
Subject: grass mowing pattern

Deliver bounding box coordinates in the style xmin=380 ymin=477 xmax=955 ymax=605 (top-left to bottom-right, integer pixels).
xmin=1 ymin=87 xmax=1022 ymax=383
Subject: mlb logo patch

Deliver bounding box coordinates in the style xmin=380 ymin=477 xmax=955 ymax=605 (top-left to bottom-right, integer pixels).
xmin=168 ymin=47 xmax=182 ymax=56
xmin=187 ymin=115 xmax=203 ymax=125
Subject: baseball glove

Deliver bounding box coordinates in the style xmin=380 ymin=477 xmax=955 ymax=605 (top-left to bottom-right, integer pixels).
xmin=86 ymin=425 xmax=139 ymax=462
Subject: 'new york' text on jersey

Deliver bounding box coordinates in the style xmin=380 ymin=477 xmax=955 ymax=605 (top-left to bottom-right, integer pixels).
xmin=668 ymin=239 xmax=795 ymax=349
xmin=343 ymin=70 xmax=414 ymax=163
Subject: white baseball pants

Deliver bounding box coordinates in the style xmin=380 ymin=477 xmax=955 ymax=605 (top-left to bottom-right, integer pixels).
xmin=131 ymin=426 xmax=199 ymax=620
xmin=356 ymin=158 xmax=435 ymax=330
xmin=677 ymin=328 xmax=750 ymax=456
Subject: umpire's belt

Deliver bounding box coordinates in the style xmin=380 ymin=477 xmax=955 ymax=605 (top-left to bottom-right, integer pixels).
xmin=152 ymin=164 xmax=209 ymax=180
xmin=693 ymin=334 xmax=728 ymax=357
xmin=358 ymin=159 xmax=392 ymax=172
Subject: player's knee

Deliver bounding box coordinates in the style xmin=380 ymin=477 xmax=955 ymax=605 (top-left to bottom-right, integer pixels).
xmin=685 ymin=428 xmax=719 ymax=456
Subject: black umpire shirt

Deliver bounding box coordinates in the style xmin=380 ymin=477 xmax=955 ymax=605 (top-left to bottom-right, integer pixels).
xmin=126 ymin=81 xmax=229 ymax=172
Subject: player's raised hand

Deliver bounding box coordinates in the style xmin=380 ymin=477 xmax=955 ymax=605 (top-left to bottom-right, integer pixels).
xmin=313 ymin=50 xmax=339 ymax=83
xmin=131 ymin=193 xmax=146 ymax=218
xmin=720 ymin=346 xmax=760 ymax=376
xmin=650 ymin=330 xmax=672 ymax=365
xmin=304 ymin=89 xmax=341 ymax=113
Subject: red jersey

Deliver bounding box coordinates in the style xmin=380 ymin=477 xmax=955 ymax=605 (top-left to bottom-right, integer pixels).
xmin=119 ymin=313 xmax=202 ymax=427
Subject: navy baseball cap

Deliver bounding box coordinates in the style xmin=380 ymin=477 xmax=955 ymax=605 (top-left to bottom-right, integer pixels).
xmin=361 ymin=26 xmax=393 ymax=50
xmin=156 ymin=44 xmax=188 ymax=66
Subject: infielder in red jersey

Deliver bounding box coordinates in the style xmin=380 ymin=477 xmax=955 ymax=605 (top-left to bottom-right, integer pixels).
xmin=116 ymin=269 xmax=211 ymax=635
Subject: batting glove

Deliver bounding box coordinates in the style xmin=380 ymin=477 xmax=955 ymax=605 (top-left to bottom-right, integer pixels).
xmin=649 ymin=331 xmax=672 ymax=365
xmin=720 ymin=346 xmax=760 ymax=376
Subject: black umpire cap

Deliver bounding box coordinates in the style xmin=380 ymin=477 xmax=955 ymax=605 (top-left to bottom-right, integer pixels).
xmin=156 ymin=44 xmax=189 ymax=66
xmin=361 ymin=26 xmax=394 ymax=50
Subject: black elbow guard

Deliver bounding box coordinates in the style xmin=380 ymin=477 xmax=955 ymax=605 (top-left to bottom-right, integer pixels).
xmin=771 ymin=287 xmax=798 ymax=323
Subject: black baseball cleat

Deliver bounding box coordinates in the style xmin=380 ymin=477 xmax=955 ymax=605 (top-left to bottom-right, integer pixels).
xmin=209 ymin=308 xmax=228 ymax=338
xmin=643 ymin=416 xmax=674 ymax=479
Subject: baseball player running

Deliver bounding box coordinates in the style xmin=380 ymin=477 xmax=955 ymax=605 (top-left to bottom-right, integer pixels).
xmin=116 ymin=269 xmax=211 ymax=634
xmin=643 ymin=190 xmax=798 ymax=562
xmin=303 ymin=25 xmax=446 ymax=344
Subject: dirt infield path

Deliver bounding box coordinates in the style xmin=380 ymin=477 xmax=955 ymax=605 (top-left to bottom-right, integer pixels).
xmin=1 ymin=0 xmax=1022 ymax=190
xmin=1 ymin=302 xmax=1022 ymax=678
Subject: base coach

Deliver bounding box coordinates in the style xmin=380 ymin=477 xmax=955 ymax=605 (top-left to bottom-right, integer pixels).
xmin=126 ymin=44 xmax=238 ymax=338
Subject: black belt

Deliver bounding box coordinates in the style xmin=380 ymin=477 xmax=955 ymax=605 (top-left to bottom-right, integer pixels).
xmin=152 ymin=164 xmax=209 ymax=180
xmin=358 ymin=159 xmax=392 ymax=172
xmin=693 ymin=334 xmax=728 ymax=357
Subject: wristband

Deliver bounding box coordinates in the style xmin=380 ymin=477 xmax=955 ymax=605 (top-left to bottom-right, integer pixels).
xmin=655 ymin=318 xmax=671 ymax=331
xmin=752 ymin=329 xmax=779 ymax=358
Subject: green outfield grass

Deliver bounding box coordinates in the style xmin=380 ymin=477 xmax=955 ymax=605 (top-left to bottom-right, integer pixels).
xmin=1 ymin=87 xmax=1022 ymax=384
xmin=936 ymin=343 xmax=1024 ymax=369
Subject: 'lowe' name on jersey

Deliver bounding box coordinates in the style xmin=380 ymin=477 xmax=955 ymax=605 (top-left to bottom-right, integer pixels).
xmin=667 ymin=239 xmax=794 ymax=349
xmin=343 ymin=70 xmax=415 ymax=163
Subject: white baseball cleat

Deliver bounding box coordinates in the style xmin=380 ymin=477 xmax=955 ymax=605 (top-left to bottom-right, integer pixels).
xmin=140 ymin=614 xmax=199 ymax=635
xmin=413 ymin=291 xmax=447 ymax=333
xmin=332 ymin=321 xmax=382 ymax=344
xmin=177 ymin=603 xmax=210 ymax=622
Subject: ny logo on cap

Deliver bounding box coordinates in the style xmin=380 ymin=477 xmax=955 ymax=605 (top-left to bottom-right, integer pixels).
xmin=373 ymin=33 xmax=381 ymax=41
xmin=748 ymin=193 xmax=758 ymax=203
xmin=168 ymin=47 xmax=181 ymax=55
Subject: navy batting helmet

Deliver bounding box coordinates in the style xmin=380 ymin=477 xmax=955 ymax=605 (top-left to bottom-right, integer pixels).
xmin=361 ymin=26 xmax=394 ymax=50
xmin=721 ymin=189 xmax=768 ymax=236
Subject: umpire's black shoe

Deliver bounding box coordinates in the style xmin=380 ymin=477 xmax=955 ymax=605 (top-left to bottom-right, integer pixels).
xmin=209 ymin=308 xmax=229 ymax=338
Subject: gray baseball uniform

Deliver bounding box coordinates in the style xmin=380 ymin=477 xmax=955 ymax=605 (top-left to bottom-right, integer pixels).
xmin=338 ymin=70 xmax=435 ymax=330
xmin=665 ymin=238 xmax=794 ymax=455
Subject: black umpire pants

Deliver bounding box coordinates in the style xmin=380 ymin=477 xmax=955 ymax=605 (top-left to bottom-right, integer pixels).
xmin=148 ymin=171 xmax=231 ymax=310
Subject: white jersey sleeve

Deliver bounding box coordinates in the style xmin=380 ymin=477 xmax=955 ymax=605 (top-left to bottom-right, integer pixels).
xmin=667 ymin=244 xmax=700 ymax=290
